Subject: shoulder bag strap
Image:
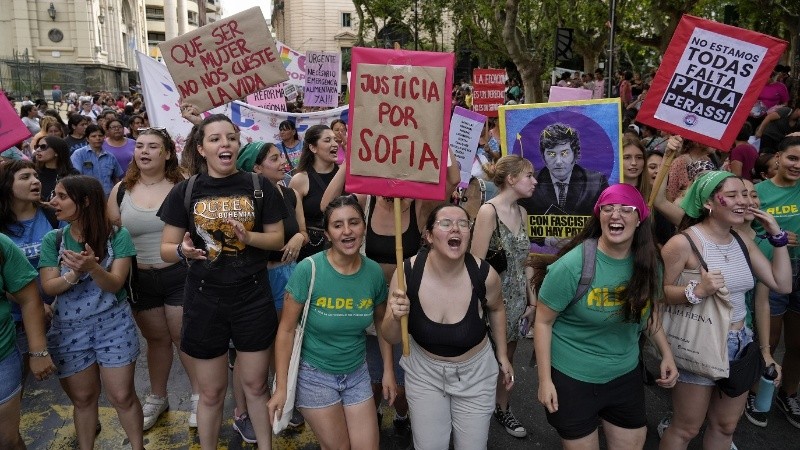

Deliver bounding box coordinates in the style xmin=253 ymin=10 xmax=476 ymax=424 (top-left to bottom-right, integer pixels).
xmin=729 ymin=229 xmax=754 ymax=278
xmin=297 ymin=258 xmax=316 ymax=330
xmin=681 ymin=231 xmax=709 ymax=271
xmin=487 ymin=203 xmax=502 ymax=246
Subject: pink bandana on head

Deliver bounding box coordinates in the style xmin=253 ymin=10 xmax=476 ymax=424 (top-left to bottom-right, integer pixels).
xmin=593 ymin=183 xmax=650 ymax=221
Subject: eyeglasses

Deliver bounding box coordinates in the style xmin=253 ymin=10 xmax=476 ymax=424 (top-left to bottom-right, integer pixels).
xmin=599 ymin=204 xmax=638 ymax=216
xmin=434 ymin=218 xmax=472 ymax=231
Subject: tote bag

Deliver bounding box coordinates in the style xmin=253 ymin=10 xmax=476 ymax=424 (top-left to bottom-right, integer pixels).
xmin=272 ymin=258 xmax=316 ymax=434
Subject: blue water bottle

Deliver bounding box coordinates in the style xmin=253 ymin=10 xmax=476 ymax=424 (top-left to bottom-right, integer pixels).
xmin=755 ymin=364 xmax=778 ymax=412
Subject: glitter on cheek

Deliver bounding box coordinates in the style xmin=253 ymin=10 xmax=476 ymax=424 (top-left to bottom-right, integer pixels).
xmin=717 ymin=195 xmax=727 ymax=206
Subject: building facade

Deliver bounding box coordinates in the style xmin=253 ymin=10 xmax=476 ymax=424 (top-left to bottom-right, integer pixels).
xmin=144 ymin=0 xmax=223 ymax=61
xmin=0 ymin=0 xmax=149 ymax=95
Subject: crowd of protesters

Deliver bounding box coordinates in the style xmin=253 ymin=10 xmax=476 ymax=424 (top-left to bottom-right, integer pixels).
xmin=0 ymin=57 xmax=798 ymax=450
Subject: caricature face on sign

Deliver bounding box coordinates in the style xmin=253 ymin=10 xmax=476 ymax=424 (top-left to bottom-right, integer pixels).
xmin=349 ymin=63 xmax=446 ymax=184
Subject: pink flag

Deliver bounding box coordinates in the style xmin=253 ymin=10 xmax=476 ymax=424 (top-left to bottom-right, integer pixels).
xmin=0 ymin=92 xmax=31 ymax=151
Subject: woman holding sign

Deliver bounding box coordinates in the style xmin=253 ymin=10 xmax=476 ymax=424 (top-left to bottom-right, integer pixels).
xmin=470 ymin=155 xmax=536 ymax=438
xmin=659 ymin=171 xmax=791 ymax=450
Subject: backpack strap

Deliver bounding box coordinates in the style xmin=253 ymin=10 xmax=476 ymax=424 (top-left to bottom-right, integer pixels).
xmin=183 ymin=174 xmax=198 ymax=234
xmin=55 ymin=228 xmax=64 ymax=262
xmin=42 ymin=207 xmax=59 ymax=229
xmin=116 ymin=182 xmax=126 ymax=207
xmin=568 ymin=238 xmax=598 ymax=310
xmin=464 ymin=253 xmax=490 ymax=309
xmin=405 ymin=247 xmax=429 ymax=299
xmin=252 ymin=172 xmax=264 ymax=232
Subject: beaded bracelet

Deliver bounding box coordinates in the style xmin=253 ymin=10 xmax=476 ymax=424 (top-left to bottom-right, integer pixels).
xmin=62 ymin=273 xmax=79 ymax=286
xmin=176 ymin=243 xmax=186 ymax=260
xmin=685 ymin=280 xmax=702 ymax=304
xmin=763 ymin=229 xmax=789 ymax=247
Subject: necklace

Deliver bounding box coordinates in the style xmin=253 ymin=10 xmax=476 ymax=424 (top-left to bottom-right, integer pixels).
xmin=141 ymin=177 xmax=165 ymax=186
xmin=702 ymin=225 xmax=731 ymax=262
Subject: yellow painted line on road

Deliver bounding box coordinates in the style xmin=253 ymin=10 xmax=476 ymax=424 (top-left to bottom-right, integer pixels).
xmin=22 ymin=404 xmax=320 ymax=449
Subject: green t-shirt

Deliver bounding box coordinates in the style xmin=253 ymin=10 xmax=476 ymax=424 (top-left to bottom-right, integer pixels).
xmin=38 ymin=225 xmax=136 ymax=320
xmin=0 ymin=234 xmax=39 ymax=360
xmin=286 ymin=251 xmax=388 ymax=374
xmin=754 ymin=179 xmax=800 ymax=266
xmin=539 ymin=243 xmax=655 ymax=383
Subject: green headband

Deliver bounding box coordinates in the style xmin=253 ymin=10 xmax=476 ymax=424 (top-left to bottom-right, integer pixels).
xmin=679 ymin=170 xmax=735 ymax=218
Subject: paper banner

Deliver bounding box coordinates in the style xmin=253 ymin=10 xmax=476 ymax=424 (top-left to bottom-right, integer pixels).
xmin=449 ymin=106 xmax=487 ymax=187
xmin=499 ymin=99 xmax=622 ymax=254
xmin=304 ymin=51 xmax=341 ymax=107
xmin=472 ymin=68 xmax=506 ymax=117
xmin=136 ymin=51 xmax=346 ymax=153
xmin=158 ymin=7 xmax=288 ymax=112
xmin=0 ymin=91 xmax=32 ymax=151
xmin=346 ymin=47 xmax=454 ymax=201
xmin=637 ymin=14 xmax=787 ymax=150
xmin=247 ymin=83 xmax=287 ymax=111
xmin=548 ymin=86 xmax=593 ymax=103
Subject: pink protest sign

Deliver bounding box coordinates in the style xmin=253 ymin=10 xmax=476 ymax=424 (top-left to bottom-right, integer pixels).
xmin=247 ymin=84 xmax=287 ymax=111
xmin=346 ymin=47 xmax=454 ymax=201
xmin=0 ymin=92 xmax=32 ymax=150
xmin=548 ymin=86 xmax=593 ymax=103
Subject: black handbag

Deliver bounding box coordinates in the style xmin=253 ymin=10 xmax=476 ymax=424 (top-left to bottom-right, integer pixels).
xmin=484 ymin=203 xmax=507 ymax=273
xmin=715 ymin=341 xmax=765 ymax=398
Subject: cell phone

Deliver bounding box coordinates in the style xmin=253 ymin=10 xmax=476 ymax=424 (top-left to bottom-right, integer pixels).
xmin=519 ymin=317 xmax=530 ymax=336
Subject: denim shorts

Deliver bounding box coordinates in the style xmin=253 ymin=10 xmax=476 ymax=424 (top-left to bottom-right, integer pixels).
xmin=15 ymin=322 xmax=29 ymax=354
xmin=678 ymin=326 xmax=753 ymax=386
xmin=0 ymin=346 xmax=22 ymax=405
xmin=365 ymin=334 xmax=404 ymax=386
xmin=769 ymin=290 xmax=800 ymax=316
xmin=295 ymin=359 xmax=373 ymax=409
xmin=130 ymin=262 xmax=187 ymax=312
xmin=47 ymin=302 xmax=140 ymax=378
xmin=268 ymin=262 xmax=296 ymax=311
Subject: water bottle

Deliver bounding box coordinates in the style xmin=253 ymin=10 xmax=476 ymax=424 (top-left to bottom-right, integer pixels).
xmin=755 ymin=364 xmax=778 ymax=412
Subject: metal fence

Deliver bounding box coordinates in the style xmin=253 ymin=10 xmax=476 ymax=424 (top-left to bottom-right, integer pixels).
xmin=0 ymin=49 xmax=129 ymax=100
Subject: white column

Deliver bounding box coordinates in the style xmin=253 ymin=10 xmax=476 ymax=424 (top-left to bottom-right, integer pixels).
xmin=177 ymin=0 xmax=188 ymax=35
xmin=164 ymin=0 xmax=178 ymax=40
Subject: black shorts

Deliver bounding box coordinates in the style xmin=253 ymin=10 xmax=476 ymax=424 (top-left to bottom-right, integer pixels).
xmin=181 ymin=274 xmax=278 ymax=359
xmin=545 ymin=365 xmax=646 ymax=440
xmin=130 ymin=262 xmax=188 ymax=312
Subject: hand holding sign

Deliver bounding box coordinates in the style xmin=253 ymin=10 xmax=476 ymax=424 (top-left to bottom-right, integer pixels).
xmin=158 ymin=7 xmax=287 ymax=112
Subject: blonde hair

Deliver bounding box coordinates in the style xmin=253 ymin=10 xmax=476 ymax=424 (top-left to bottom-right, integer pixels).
xmin=483 ymin=155 xmax=533 ymax=189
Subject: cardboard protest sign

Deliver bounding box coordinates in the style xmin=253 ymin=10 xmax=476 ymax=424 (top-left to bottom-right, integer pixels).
xmin=304 ymin=51 xmax=341 ymax=107
xmin=0 ymin=91 xmax=32 ymax=150
xmin=284 ymin=84 xmax=298 ymax=102
xmin=638 ymin=15 xmax=786 ymax=150
xmin=247 ymin=83 xmax=287 ymax=111
xmin=346 ymin=47 xmax=454 ymax=201
xmin=449 ymin=106 xmax=487 ymax=187
xmin=549 ymin=86 xmax=592 ymax=103
xmin=137 ymin=51 xmax=346 ymax=152
xmin=158 ymin=7 xmax=288 ymax=112
xmin=472 ymin=69 xmax=506 ymax=117
xmin=499 ymin=99 xmax=621 ymax=254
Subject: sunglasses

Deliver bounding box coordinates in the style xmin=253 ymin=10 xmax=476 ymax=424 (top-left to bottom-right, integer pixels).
xmin=37 ymin=144 xmax=49 ymax=150
xmin=138 ymin=127 xmax=170 ymax=139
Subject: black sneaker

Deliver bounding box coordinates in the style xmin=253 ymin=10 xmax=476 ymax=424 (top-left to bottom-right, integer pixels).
xmin=745 ymin=392 xmax=768 ymax=427
xmin=776 ymin=390 xmax=800 ymax=429
xmin=494 ymin=405 xmax=527 ymax=438
xmin=392 ymin=416 xmax=413 ymax=450
xmin=288 ymin=408 xmax=305 ymax=428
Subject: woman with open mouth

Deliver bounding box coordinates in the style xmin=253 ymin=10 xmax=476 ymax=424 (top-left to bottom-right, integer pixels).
xmin=39 ymin=175 xmax=143 ymax=450
xmin=269 ymin=194 xmax=390 ymax=449
xmin=107 ymin=128 xmax=198 ymax=433
xmin=659 ymin=170 xmax=791 ymax=450
xmin=470 ymin=155 xmax=536 ymax=438
xmin=382 ymin=204 xmax=512 ymax=449
xmin=532 ymin=183 xmax=678 ymax=450
xmin=158 ymin=114 xmax=288 ymax=450
xmin=289 ymin=124 xmax=340 ymax=261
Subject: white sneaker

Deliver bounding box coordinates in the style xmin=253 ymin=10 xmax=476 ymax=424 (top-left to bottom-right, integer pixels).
xmin=657 ymin=414 xmax=671 ymax=439
xmin=142 ymin=394 xmax=168 ymax=431
xmin=188 ymin=393 xmax=199 ymax=428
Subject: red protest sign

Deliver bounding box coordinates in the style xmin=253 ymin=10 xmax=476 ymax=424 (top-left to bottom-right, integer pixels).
xmin=637 ymin=15 xmax=786 ymax=150
xmin=346 ymin=48 xmax=454 ymax=201
xmin=472 ymin=69 xmax=506 ymax=117
xmin=158 ymin=7 xmax=287 ymax=112
xmin=0 ymin=91 xmax=32 ymax=150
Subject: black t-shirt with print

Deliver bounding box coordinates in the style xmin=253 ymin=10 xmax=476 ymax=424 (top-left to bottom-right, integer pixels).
xmin=158 ymin=171 xmax=288 ymax=284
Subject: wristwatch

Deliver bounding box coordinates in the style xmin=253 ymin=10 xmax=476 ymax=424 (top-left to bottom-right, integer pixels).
xmin=29 ymin=350 xmax=50 ymax=357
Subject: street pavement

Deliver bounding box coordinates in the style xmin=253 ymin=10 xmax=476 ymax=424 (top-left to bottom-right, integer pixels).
xmin=19 ymin=333 xmax=799 ymax=449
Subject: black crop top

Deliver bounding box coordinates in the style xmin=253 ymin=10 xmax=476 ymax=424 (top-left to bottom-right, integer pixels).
xmin=268 ymin=185 xmax=300 ymax=262
xmin=302 ymin=165 xmax=338 ymax=228
xmin=405 ymin=250 xmax=489 ymax=357
xmin=365 ymin=196 xmax=422 ymax=264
